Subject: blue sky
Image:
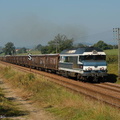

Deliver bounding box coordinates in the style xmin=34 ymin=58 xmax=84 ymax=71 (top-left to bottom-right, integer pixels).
xmin=0 ymin=0 xmax=120 ymax=47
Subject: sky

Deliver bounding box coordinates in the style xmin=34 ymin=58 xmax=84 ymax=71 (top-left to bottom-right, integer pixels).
xmin=0 ymin=0 xmax=120 ymax=47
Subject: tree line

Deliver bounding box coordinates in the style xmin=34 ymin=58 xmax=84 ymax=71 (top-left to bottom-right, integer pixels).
xmin=35 ymin=34 xmax=118 ymax=54
xmin=1 ymin=34 xmax=118 ymax=55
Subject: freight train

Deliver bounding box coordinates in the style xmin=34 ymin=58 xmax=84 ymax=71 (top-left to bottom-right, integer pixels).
xmin=0 ymin=47 xmax=107 ymax=82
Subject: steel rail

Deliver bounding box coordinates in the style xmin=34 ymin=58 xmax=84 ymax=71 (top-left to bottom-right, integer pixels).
xmin=0 ymin=61 xmax=120 ymax=109
xmin=94 ymin=83 xmax=120 ymax=93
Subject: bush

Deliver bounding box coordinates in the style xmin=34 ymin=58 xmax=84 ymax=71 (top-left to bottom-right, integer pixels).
xmin=106 ymin=55 xmax=118 ymax=64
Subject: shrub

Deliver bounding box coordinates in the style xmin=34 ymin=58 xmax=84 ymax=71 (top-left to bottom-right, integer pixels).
xmin=106 ymin=55 xmax=118 ymax=64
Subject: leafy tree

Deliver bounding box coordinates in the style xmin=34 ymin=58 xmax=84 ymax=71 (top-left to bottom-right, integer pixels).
xmin=47 ymin=34 xmax=74 ymax=53
xmin=35 ymin=44 xmax=42 ymax=51
xmin=41 ymin=45 xmax=49 ymax=54
xmin=93 ymin=40 xmax=113 ymax=50
xmin=74 ymin=43 xmax=88 ymax=48
xmin=17 ymin=47 xmax=27 ymax=54
xmin=0 ymin=47 xmax=3 ymax=54
xmin=3 ymin=42 xmax=16 ymax=55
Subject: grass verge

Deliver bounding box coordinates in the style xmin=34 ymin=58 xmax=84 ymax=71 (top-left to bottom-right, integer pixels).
xmin=0 ymin=65 xmax=120 ymax=120
xmin=0 ymin=87 xmax=28 ymax=119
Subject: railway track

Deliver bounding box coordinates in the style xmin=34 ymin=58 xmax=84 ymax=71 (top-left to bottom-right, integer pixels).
xmin=0 ymin=61 xmax=120 ymax=109
xmin=94 ymin=82 xmax=120 ymax=93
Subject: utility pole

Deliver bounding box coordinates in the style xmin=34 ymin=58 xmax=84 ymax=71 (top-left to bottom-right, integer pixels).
xmin=113 ymin=28 xmax=120 ymax=79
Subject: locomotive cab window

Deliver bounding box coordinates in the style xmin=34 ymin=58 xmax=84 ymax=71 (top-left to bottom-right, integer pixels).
xmin=94 ymin=55 xmax=106 ymax=60
xmin=60 ymin=56 xmax=69 ymax=62
xmin=60 ymin=56 xmax=77 ymax=63
xmin=79 ymin=55 xmax=106 ymax=61
xmin=64 ymin=56 xmax=69 ymax=62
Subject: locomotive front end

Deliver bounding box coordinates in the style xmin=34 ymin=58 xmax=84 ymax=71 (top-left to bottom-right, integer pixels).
xmin=59 ymin=47 xmax=107 ymax=82
xmin=79 ymin=49 xmax=107 ymax=82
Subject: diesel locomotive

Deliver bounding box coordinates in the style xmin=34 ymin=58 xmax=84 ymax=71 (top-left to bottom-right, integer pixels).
xmin=0 ymin=47 xmax=107 ymax=82
xmin=59 ymin=47 xmax=107 ymax=82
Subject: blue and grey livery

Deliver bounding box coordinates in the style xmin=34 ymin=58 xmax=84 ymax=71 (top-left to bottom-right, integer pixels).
xmin=59 ymin=47 xmax=107 ymax=82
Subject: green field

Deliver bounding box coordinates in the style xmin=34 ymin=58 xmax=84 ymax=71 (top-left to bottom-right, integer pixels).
xmin=15 ymin=50 xmax=41 ymax=56
xmin=0 ymin=50 xmax=41 ymax=56
xmin=104 ymin=49 xmax=118 ymax=55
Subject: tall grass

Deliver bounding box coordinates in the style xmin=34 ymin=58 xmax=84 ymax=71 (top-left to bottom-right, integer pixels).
xmin=0 ymin=65 xmax=120 ymax=120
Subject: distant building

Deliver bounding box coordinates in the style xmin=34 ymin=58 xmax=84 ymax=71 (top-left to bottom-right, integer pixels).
xmin=15 ymin=49 xmax=20 ymax=52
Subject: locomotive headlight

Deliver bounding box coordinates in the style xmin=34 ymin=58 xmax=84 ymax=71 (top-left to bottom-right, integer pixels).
xmin=84 ymin=67 xmax=92 ymax=71
xmin=79 ymin=65 xmax=83 ymax=69
xmin=100 ymin=67 xmax=104 ymax=70
xmin=88 ymin=67 xmax=92 ymax=71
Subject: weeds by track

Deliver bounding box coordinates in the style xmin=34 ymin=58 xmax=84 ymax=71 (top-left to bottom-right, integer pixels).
xmin=1 ymin=61 xmax=120 ymax=109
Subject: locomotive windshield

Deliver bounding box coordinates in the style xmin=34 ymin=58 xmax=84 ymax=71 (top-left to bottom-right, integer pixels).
xmin=79 ymin=55 xmax=106 ymax=61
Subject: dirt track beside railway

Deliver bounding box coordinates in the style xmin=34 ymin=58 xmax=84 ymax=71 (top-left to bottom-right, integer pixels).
xmin=0 ymin=78 xmax=56 ymax=120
